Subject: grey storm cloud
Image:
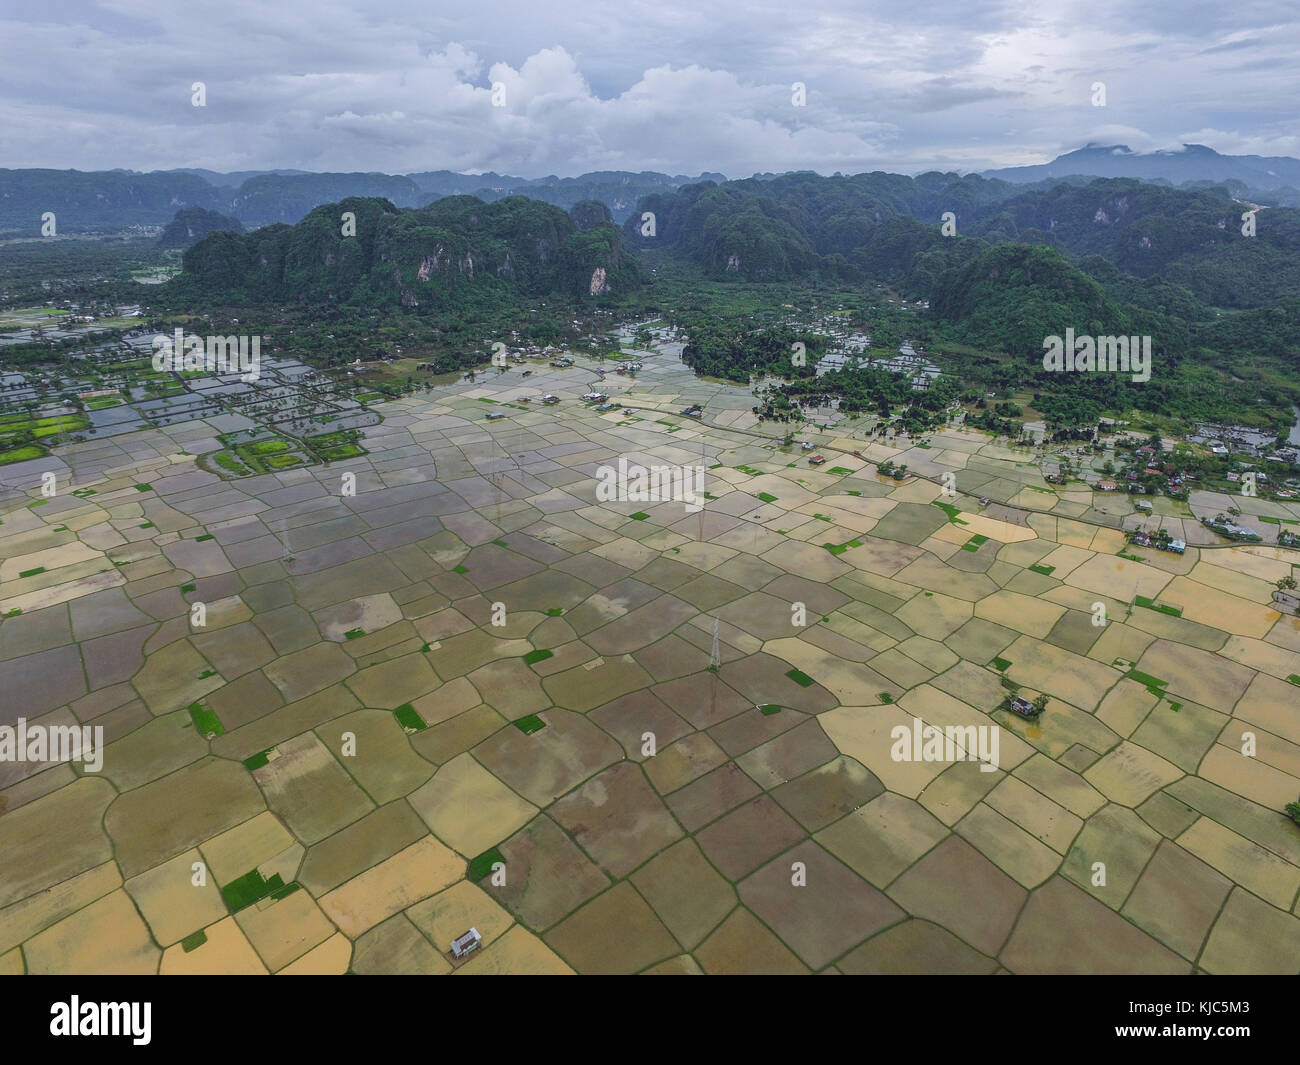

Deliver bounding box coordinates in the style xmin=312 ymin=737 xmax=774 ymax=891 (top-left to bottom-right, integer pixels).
xmin=2 ymin=0 xmax=1298 ymax=175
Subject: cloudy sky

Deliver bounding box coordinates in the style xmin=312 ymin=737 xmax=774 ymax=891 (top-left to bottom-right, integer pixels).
xmin=4 ymin=0 xmax=1299 ymax=177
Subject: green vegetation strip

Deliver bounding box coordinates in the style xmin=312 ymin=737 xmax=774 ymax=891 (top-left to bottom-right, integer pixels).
xmin=785 ymin=668 xmax=815 ymax=688
xmin=1029 ymin=563 xmax=1056 ymax=576
xmin=523 ymin=648 xmax=553 ymax=665
xmin=180 ymin=930 xmax=208 ymax=952
xmin=513 ymin=714 xmax=546 ymax=734
xmin=0 ymin=446 xmax=46 ymax=465
xmin=1134 ymin=595 xmax=1182 ymax=617
xmin=1126 ymin=668 xmax=1169 ymax=696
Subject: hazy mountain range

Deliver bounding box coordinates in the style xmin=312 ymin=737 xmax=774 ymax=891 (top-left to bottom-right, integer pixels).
xmin=0 ymin=167 xmax=725 ymax=236
xmin=983 ymin=144 xmax=1300 ymax=198
xmin=3 ymin=145 xmax=1297 ymax=238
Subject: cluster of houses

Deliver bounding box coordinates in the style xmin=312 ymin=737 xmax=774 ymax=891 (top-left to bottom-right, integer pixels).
xmin=1127 ymin=529 xmax=1186 ymax=554
xmin=1188 ymin=423 xmax=1295 ymax=462
xmin=1105 ymin=443 xmax=1193 ymax=498
xmin=1200 ymin=515 xmax=1263 ymax=542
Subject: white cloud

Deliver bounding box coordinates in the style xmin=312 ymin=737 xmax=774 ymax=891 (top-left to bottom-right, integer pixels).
xmin=0 ymin=1 xmax=1297 ymax=175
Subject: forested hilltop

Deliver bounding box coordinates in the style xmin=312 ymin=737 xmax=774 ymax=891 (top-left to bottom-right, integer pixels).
xmin=623 ymin=171 xmax=1300 ymax=307
xmin=616 ymin=172 xmax=1298 ymax=431
xmin=161 ymin=195 xmax=639 ymax=311
xmin=623 ymin=171 xmax=1299 ymax=374
xmin=156 ymin=206 xmax=244 ymax=248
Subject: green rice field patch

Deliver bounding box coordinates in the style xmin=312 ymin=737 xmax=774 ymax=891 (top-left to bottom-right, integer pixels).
xmin=221 ymin=868 xmax=285 ymax=912
xmin=931 ymin=501 xmax=967 ymax=524
xmin=188 ymin=701 xmax=225 ymax=737
xmin=468 ymin=847 xmax=505 ymax=881
xmin=393 ymin=703 xmax=427 ymax=731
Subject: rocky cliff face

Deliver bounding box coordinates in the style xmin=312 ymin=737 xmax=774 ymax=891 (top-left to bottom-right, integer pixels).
xmin=176 ymin=194 xmax=640 ymax=306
